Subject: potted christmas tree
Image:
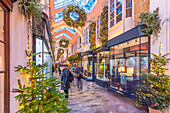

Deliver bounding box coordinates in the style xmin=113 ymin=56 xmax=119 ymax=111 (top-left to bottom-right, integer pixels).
xmin=12 ymin=50 xmax=71 ymax=113
xmin=135 ymin=43 xmax=170 ymax=113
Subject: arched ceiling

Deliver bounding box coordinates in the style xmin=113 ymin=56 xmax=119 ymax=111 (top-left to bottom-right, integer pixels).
xmin=50 ymin=0 xmax=108 ymax=61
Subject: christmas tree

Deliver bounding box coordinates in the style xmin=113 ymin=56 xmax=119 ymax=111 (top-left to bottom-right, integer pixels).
xmin=13 ymin=50 xmax=71 ymax=113
xmin=136 ymin=43 xmax=170 ymax=110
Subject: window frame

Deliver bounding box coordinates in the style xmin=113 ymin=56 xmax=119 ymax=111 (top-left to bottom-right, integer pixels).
xmin=109 ymin=0 xmax=123 ymax=28
xmin=0 ymin=3 xmax=10 ymax=113
xmin=126 ymin=0 xmax=132 ymax=18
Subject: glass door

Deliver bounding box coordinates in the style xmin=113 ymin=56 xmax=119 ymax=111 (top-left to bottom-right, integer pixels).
xmin=0 ymin=6 xmax=5 ymax=113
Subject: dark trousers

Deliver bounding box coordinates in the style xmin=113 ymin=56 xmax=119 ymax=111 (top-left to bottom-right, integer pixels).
xmin=64 ymin=90 xmax=69 ymax=98
xmin=77 ymin=79 xmax=83 ymax=90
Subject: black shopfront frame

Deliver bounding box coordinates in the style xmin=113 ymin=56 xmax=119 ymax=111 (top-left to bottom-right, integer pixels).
xmin=107 ymin=25 xmax=151 ymax=97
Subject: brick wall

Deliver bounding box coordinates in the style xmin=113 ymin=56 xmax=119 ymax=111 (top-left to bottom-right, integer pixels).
xmin=134 ymin=0 xmax=150 ymax=26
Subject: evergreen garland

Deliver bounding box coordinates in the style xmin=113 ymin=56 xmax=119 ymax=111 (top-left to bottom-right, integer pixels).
xmin=138 ymin=7 xmax=161 ymax=39
xmin=63 ymin=5 xmax=87 ymax=28
xmin=89 ymin=22 xmax=96 ymax=50
xmin=68 ymin=53 xmax=81 ymax=65
xmin=59 ymin=39 xmax=69 ymax=48
xmin=100 ymin=6 xmax=108 ymax=47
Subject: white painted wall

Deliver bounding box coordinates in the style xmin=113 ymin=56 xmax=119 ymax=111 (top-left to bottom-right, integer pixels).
xmin=10 ymin=2 xmax=32 ymax=113
xmin=150 ymin=0 xmax=170 ymax=74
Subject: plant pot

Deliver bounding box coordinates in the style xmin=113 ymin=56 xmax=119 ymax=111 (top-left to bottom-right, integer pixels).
xmin=149 ymin=107 xmax=169 ymax=113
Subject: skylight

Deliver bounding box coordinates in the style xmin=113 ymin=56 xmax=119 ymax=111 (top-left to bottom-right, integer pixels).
xmin=54 ymin=0 xmax=97 ymax=14
xmin=54 ymin=11 xmax=63 ymax=23
xmin=55 ymin=27 xmax=76 ymax=34
xmin=55 ymin=33 xmax=73 ymax=40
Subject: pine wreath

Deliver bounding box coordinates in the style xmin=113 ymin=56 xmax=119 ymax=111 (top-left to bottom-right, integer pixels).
xmin=63 ymin=5 xmax=87 ymax=28
xmin=59 ymin=39 xmax=69 ymax=48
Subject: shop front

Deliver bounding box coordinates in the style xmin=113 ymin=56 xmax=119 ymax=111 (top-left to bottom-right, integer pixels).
xmin=107 ymin=25 xmax=150 ymax=96
xmin=93 ymin=47 xmax=110 ymax=87
xmin=33 ymin=13 xmax=53 ymax=77
xmin=81 ymin=51 xmax=93 ymax=80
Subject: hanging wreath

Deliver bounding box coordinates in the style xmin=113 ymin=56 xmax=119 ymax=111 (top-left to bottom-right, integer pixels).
xmin=63 ymin=5 xmax=87 ymax=28
xmin=59 ymin=39 xmax=69 ymax=48
xmin=57 ymin=48 xmax=64 ymax=61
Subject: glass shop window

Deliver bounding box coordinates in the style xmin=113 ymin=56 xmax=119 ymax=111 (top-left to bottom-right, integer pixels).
xmin=109 ymin=37 xmax=149 ymax=93
xmin=97 ymin=51 xmax=110 ymax=81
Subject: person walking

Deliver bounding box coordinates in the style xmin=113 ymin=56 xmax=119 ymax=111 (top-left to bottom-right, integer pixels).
xmin=75 ymin=66 xmax=83 ymax=91
xmin=61 ymin=65 xmax=73 ymax=98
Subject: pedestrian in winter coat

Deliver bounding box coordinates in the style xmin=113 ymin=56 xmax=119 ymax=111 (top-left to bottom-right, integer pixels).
xmin=75 ymin=66 xmax=83 ymax=90
xmin=61 ymin=65 xmax=73 ymax=98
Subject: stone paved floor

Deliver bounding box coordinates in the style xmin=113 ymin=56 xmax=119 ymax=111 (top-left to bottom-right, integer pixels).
xmin=67 ymin=79 xmax=147 ymax=113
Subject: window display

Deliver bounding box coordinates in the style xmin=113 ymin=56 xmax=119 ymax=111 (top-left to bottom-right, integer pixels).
xmin=82 ymin=55 xmax=93 ymax=79
xmin=36 ymin=38 xmax=42 ymax=65
xmin=109 ymin=37 xmax=149 ymax=93
xmin=96 ymin=51 xmax=110 ymax=81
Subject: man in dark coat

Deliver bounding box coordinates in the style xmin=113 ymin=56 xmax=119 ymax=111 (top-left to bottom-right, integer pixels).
xmin=61 ymin=65 xmax=72 ymax=98
xmin=75 ymin=66 xmax=83 ymax=90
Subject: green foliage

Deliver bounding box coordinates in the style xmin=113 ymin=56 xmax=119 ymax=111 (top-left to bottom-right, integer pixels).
xmin=68 ymin=53 xmax=81 ymax=65
xmin=89 ymin=22 xmax=96 ymax=50
xmin=100 ymin=6 xmax=108 ymax=47
xmin=18 ymin=0 xmax=42 ymax=20
xmin=63 ymin=5 xmax=87 ymax=28
xmin=59 ymin=39 xmax=69 ymax=48
xmin=138 ymin=7 xmax=161 ymax=39
xmin=135 ymin=44 xmax=170 ymax=110
xmin=57 ymin=48 xmax=65 ymax=61
xmin=13 ymin=51 xmax=71 ymax=113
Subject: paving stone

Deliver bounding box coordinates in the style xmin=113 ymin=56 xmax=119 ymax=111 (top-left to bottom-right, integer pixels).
xmin=67 ymin=79 xmax=147 ymax=113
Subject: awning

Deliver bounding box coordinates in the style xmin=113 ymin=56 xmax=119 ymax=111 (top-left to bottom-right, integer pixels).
xmin=107 ymin=24 xmax=148 ymax=48
xmin=80 ymin=50 xmax=92 ymax=56
xmin=92 ymin=46 xmax=109 ymax=54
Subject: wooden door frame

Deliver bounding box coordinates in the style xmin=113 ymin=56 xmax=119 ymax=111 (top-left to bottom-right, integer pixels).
xmin=0 ymin=1 xmax=11 ymax=112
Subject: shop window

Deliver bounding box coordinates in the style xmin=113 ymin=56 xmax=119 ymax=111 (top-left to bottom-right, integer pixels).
xmin=109 ymin=37 xmax=149 ymax=93
xmin=96 ymin=51 xmax=110 ymax=81
xmin=126 ymin=0 xmax=132 ymax=17
xmin=109 ymin=0 xmax=122 ymax=28
xmin=82 ymin=55 xmax=93 ymax=79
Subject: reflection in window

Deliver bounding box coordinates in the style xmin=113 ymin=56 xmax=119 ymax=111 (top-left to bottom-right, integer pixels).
xmin=126 ymin=0 xmax=132 ymax=17
xmin=110 ymin=0 xmax=122 ymax=28
xmin=116 ymin=0 xmax=122 ymax=23
xmin=109 ymin=37 xmax=149 ymax=94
